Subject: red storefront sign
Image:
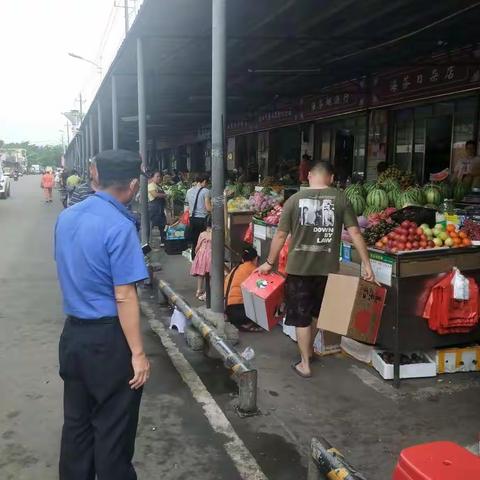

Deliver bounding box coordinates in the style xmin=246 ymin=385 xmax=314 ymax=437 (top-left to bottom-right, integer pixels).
xmin=372 ymin=64 xmax=480 ymax=105
xmin=226 ymin=79 xmax=367 ymax=136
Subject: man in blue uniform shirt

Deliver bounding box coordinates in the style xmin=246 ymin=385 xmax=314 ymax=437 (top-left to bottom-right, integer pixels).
xmin=55 ymin=149 xmax=150 ymax=480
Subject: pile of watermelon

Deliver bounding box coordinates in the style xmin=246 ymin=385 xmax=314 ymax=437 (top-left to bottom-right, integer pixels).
xmin=345 ymin=170 xmax=470 ymax=221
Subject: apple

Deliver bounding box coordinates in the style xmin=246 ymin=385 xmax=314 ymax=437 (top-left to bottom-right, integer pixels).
xmin=412 ymin=241 xmax=420 ymax=249
xmin=375 ymin=241 xmax=383 ymax=249
xmin=391 ymin=247 xmax=398 ymax=254
xmin=381 ymin=236 xmax=389 ymax=245
xmin=444 ymin=237 xmax=454 ymax=247
xmin=439 ymin=232 xmax=448 ymax=241
xmin=433 ymin=237 xmax=443 ymax=247
xmin=416 ymin=227 xmax=424 ymax=236
xmin=401 ymin=221 xmax=410 ymax=229
xmin=432 ymin=228 xmax=441 ymax=237
xmin=427 ymin=240 xmax=435 ymax=248
xmin=419 ymin=240 xmax=427 ymax=248
xmin=420 ymin=223 xmax=430 ymax=230
xmin=397 ymin=242 xmax=406 ymax=251
xmin=420 ymin=234 xmax=427 ymax=242
xmin=388 ymin=232 xmax=396 ymax=240
xmin=405 ymin=242 xmax=413 ymax=250
xmin=423 ymin=228 xmax=433 ymax=238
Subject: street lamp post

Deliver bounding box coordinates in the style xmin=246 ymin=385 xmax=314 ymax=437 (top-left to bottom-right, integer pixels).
xmin=68 ymin=52 xmax=102 ymax=75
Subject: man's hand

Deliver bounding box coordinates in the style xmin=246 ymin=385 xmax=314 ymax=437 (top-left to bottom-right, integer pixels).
xmin=257 ymin=262 xmax=273 ymax=275
xmin=129 ymin=352 xmax=150 ymax=390
xmin=362 ymin=262 xmax=376 ymax=283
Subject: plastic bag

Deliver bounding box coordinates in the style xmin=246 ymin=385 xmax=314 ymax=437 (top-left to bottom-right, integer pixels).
xmin=451 ymin=267 xmax=469 ymax=301
xmin=180 ymin=210 xmax=190 ymax=225
xmin=243 ymin=222 xmax=253 ymax=244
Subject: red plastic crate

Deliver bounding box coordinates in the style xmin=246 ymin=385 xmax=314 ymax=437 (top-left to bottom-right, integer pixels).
xmin=393 ymin=441 xmax=480 ymax=480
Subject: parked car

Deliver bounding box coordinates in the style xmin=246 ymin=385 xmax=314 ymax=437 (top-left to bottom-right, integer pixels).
xmin=0 ymin=167 xmax=11 ymax=199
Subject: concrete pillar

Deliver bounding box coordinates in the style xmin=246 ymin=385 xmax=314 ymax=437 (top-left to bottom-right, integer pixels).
xmin=210 ymin=0 xmax=227 ymax=320
xmin=137 ymin=37 xmax=149 ymax=245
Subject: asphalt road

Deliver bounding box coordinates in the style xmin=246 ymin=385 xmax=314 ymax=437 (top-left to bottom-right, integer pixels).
xmin=0 ymin=176 xmax=245 ymax=480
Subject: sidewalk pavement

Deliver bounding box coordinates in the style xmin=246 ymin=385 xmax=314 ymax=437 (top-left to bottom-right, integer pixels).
xmin=146 ymin=247 xmax=480 ymax=480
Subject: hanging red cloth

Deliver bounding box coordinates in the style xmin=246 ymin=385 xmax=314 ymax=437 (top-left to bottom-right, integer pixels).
xmin=423 ymin=270 xmax=479 ymax=334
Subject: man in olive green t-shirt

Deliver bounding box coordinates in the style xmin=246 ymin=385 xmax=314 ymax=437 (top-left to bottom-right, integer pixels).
xmin=259 ymin=161 xmax=375 ymax=378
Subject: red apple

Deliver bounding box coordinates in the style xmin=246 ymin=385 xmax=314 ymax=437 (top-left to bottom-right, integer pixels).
xmin=405 ymin=242 xmax=413 ymax=250
xmin=416 ymin=227 xmax=424 ymax=236
xmin=427 ymin=240 xmax=435 ymax=248
xmin=401 ymin=220 xmax=410 ymax=229
xmin=412 ymin=241 xmax=419 ymax=249
xmin=419 ymin=240 xmax=427 ymax=248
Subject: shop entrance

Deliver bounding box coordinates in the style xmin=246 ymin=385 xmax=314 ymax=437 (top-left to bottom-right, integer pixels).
xmin=424 ymin=115 xmax=452 ymax=179
xmin=334 ymin=130 xmax=355 ymax=183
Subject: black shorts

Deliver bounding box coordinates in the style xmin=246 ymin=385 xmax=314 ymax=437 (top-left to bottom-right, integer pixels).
xmin=284 ymin=274 xmax=327 ymax=328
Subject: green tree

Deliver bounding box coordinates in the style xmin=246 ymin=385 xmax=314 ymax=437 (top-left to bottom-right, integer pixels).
xmin=3 ymin=142 xmax=63 ymax=168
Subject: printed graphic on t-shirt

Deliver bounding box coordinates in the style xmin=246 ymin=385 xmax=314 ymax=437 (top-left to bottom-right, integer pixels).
xmin=297 ymin=197 xmax=336 ymax=252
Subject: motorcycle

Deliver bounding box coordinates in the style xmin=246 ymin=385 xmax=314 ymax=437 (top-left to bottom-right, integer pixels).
xmin=13 ymin=172 xmax=18 ymax=181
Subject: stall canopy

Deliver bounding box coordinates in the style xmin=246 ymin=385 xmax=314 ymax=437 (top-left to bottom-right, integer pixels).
xmin=67 ymin=0 xmax=480 ymax=157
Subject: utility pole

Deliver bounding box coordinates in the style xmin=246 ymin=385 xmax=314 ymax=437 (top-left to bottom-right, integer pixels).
xmin=210 ymin=0 xmax=227 ymax=324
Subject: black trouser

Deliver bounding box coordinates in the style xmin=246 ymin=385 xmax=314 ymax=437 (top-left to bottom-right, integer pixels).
xmin=190 ymin=216 xmax=207 ymax=260
xmin=148 ymin=201 xmax=166 ymax=243
xmin=59 ymin=316 xmax=142 ymax=480
xmin=226 ymin=304 xmax=249 ymax=327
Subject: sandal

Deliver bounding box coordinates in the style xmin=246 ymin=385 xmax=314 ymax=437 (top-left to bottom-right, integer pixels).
xmin=238 ymin=323 xmax=264 ymax=333
xmin=291 ymin=361 xmax=312 ymax=378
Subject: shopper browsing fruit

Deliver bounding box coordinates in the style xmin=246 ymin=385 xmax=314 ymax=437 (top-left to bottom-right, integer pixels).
xmin=258 ymin=161 xmax=375 ymax=378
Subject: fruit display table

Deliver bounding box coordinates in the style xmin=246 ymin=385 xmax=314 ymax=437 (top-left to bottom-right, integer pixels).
xmin=341 ymin=243 xmax=480 ymax=387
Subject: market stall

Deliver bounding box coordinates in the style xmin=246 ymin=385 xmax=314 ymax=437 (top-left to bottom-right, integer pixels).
xmin=340 ymin=242 xmax=480 ymax=386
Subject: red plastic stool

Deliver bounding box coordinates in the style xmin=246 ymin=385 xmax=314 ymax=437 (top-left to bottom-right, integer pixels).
xmin=393 ymin=441 xmax=480 ymax=479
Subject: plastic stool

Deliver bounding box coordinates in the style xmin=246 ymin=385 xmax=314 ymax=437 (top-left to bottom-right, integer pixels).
xmin=169 ymin=308 xmax=187 ymax=333
xmin=393 ymin=441 xmax=480 ymax=479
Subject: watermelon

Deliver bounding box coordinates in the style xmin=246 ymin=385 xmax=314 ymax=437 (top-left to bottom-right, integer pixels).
xmin=379 ymin=178 xmax=400 ymax=193
xmin=366 ymin=188 xmax=388 ymax=210
xmin=345 ymin=183 xmax=365 ymax=199
xmin=453 ymin=182 xmax=467 ymax=202
xmin=398 ymin=190 xmax=420 ymax=209
xmin=387 ymin=189 xmax=401 ymax=207
xmin=438 ymin=181 xmax=452 ymax=200
xmin=423 ymin=184 xmax=442 ymax=206
xmin=363 ymin=205 xmax=383 ymax=217
xmin=404 ymin=186 xmax=424 ymax=205
xmin=363 ymin=181 xmax=377 ymax=194
xmin=349 ymin=194 xmax=366 ymax=216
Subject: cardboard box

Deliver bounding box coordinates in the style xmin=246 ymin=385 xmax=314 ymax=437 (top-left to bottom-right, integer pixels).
xmin=318 ymin=274 xmax=386 ymax=344
xmin=313 ymin=330 xmax=341 ymax=355
xmin=241 ymin=272 xmax=285 ymax=331
xmin=372 ymin=350 xmax=436 ymax=380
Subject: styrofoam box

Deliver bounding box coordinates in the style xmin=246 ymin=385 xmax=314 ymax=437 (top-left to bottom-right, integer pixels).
xmin=436 ymin=346 xmax=480 ymax=374
xmin=372 ymin=350 xmax=437 ymax=380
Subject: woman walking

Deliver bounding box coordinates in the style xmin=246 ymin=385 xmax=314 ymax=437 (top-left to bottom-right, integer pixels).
xmin=148 ymin=171 xmax=167 ymax=245
xmin=41 ymin=168 xmax=55 ymax=203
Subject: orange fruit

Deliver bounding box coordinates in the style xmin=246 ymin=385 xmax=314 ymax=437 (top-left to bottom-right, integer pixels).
xmin=450 ymin=231 xmax=458 ymax=238
xmin=446 ymin=224 xmax=456 ymax=233
xmin=462 ymin=238 xmax=472 ymax=246
xmin=453 ymin=237 xmax=462 ymax=246
xmin=459 ymin=231 xmax=467 ymax=239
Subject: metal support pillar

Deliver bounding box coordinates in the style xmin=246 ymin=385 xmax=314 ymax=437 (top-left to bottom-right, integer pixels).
xmin=97 ymin=101 xmax=104 ymax=152
xmin=88 ymin=117 xmax=94 ymax=158
xmin=112 ymin=75 xmax=119 ymax=150
xmin=157 ymin=279 xmax=258 ymax=414
xmin=85 ymin=125 xmax=90 ymax=176
xmin=137 ymin=37 xmax=149 ymax=245
xmin=210 ymin=0 xmax=227 ymax=321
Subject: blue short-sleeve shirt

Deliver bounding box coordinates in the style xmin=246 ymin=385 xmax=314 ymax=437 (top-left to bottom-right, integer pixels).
xmin=55 ymin=191 xmax=148 ymax=320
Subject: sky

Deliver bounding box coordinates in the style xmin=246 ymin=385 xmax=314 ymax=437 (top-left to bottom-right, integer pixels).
xmin=0 ymin=0 xmax=130 ymax=146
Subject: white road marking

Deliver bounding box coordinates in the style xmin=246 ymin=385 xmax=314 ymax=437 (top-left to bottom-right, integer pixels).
xmin=141 ymin=301 xmax=268 ymax=480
